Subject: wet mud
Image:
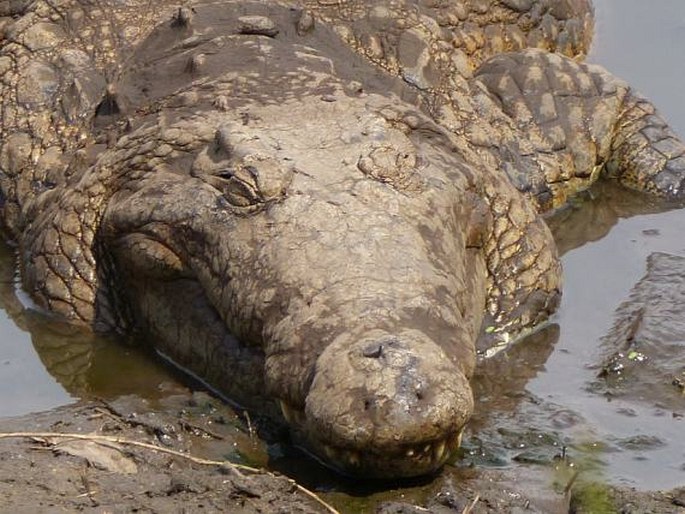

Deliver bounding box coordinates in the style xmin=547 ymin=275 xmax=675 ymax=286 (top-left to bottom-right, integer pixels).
xmin=2 ymin=390 xmax=685 ymax=513
xmin=0 ymin=392 xmax=325 ymax=513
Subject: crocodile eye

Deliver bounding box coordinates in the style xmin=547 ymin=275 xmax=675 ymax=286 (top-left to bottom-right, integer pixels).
xmin=193 ymin=154 xmax=292 ymax=213
xmin=191 ymin=123 xmax=293 ymax=212
xmin=216 ymin=164 xmax=264 ymax=207
xmin=215 ymin=169 xmax=235 ymax=180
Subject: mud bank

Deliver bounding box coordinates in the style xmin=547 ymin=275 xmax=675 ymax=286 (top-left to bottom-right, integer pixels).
xmin=1 ymin=391 xmax=684 ymax=514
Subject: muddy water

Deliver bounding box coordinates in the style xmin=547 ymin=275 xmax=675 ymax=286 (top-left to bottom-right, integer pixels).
xmin=520 ymin=0 xmax=685 ymax=490
xmin=0 ymin=241 xmax=184 ymax=418
xmin=0 ymin=0 xmax=684 ymax=505
xmin=465 ymin=0 xmax=685 ymax=492
xmin=0 ymin=240 xmax=72 ymax=417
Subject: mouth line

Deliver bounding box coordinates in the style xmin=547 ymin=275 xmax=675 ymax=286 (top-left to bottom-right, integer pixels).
xmin=279 ymin=399 xmax=464 ymax=472
xmin=320 ymin=431 xmax=463 ymax=470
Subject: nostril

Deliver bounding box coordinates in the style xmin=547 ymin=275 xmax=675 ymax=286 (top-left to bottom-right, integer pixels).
xmin=415 ymin=390 xmax=424 ymax=401
xmin=95 ymin=85 xmax=121 ymax=117
xmin=362 ymin=342 xmax=383 ymax=359
xmin=363 ymin=399 xmax=372 ymax=411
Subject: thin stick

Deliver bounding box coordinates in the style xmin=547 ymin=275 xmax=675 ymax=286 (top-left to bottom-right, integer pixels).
xmin=461 ymin=494 xmax=480 ymax=514
xmin=564 ymin=470 xmax=580 ymax=495
xmin=0 ymin=431 xmax=340 ymax=514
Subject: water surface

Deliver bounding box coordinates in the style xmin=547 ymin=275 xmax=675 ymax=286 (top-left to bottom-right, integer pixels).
xmin=527 ymin=0 xmax=685 ymax=489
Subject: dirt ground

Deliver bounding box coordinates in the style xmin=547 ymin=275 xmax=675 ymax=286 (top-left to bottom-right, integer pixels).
xmin=1 ymin=392 xmax=683 ymax=514
xmin=0 ymin=392 xmax=325 ymax=514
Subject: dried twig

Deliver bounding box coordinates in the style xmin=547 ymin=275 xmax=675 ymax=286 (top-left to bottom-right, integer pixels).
xmin=0 ymin=431 xmax=339 ymax=514
xmin=243 ymin=410 xmax=255 ymax=439
xmin=564 ymin=469 xmax=580 ymax=495
xmin=79 ymin=467 xmax=98 ymax=506
xmin=461 ymin=494 xmax=480 ymax=514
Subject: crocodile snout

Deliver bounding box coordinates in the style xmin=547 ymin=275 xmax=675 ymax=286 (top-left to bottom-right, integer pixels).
xmin=299 ymin=329 xmax=473 ymax=478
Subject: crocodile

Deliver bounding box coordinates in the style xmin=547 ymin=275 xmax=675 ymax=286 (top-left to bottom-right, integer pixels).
xmin=1 ymin=0 xmax=685 ymax=478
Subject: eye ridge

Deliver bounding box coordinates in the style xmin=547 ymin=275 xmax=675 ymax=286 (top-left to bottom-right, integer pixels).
xmin=215 ymin=168 xmax=235 ymax=180
xmin=223 ymin=170 xmax=264 ymax=206
xmin=198 ymin=164 xmax=289 ymax=214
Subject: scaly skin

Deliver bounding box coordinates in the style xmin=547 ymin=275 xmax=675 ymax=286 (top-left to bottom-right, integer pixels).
xmin=1 ymin=0 xmax=685 ymax=477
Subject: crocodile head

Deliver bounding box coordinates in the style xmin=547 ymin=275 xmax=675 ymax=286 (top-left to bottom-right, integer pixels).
xmin=19 ymin=3 xmax=491 ymax=478
xmin=100 ymin=93 xmax=485 ymax=476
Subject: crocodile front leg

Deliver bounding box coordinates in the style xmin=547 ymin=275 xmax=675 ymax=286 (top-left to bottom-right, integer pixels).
xmin=1 ymin=0 xmax=183 ymax=325
xmin=476 ymin=167 xmax=562 ymax=353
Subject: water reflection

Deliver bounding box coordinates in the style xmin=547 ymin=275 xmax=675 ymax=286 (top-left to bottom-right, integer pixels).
xmin=0 ymin=238 xmax=179 ymax=418
xmin=545 ymin=181 xmax=675 ymax=256
xmin=0 ymin=240 xmax=74 ymax=417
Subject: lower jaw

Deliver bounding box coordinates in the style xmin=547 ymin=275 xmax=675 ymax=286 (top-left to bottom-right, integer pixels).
xmin=280 ymin=400 xmax=464 ymax=479
xmin=122 ymin=277 xmax=273 ymax=412
xmin=321 ymin=431 xmax=464 ymax=479
xmin=123 ymin=271 xmax=468 ymax=478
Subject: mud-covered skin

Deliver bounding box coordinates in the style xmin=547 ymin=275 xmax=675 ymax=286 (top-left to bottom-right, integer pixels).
xmin=2 ymin=1 xmax=685 ymax=478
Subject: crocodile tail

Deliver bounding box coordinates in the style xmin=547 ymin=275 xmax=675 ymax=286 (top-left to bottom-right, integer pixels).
xmin=606 ymin=92 xmax=685 ymax=199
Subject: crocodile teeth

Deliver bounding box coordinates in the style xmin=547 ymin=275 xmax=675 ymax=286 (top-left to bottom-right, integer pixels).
xmin=455 ymin=428 xmax=464 ymax=449
xmin=278 ymin=400 xmax=306 ymax=425
xmin=433 ymin=440 xmax=446 ymax=463
xmin=321 ymin=445 xmax=360 ymax=468
xmin=322 ymin=444 xmax=339 ymax=463
xmin=346 ymin=451 xmax=360 ymax=467
xmin=279 ymin=400 xmax=293 ymax=424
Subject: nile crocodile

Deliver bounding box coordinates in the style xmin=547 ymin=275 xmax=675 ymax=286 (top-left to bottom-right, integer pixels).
xmin=1 ymin=0 xmax=684 ymax=478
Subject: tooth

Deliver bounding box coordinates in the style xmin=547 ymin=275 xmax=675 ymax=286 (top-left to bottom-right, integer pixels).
xmin=347 ymin=451 xmax=360 ymax=466
xmin=279 ymin=400 xmax=294 ymax=424
xmin=406 ymin=449 xmax=415 ymax=457
xmin=456 ymin=429 xmax=464 ymax=448
xmin=423 ymin=444 xmax=431 ymax=453
xmin=433 ymin=440 xmax=446 ymax=462
xmin=323 ymin=445 xmax=337 ymax=461
xmin=292 ymin=408 xmax=304 ymax=425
